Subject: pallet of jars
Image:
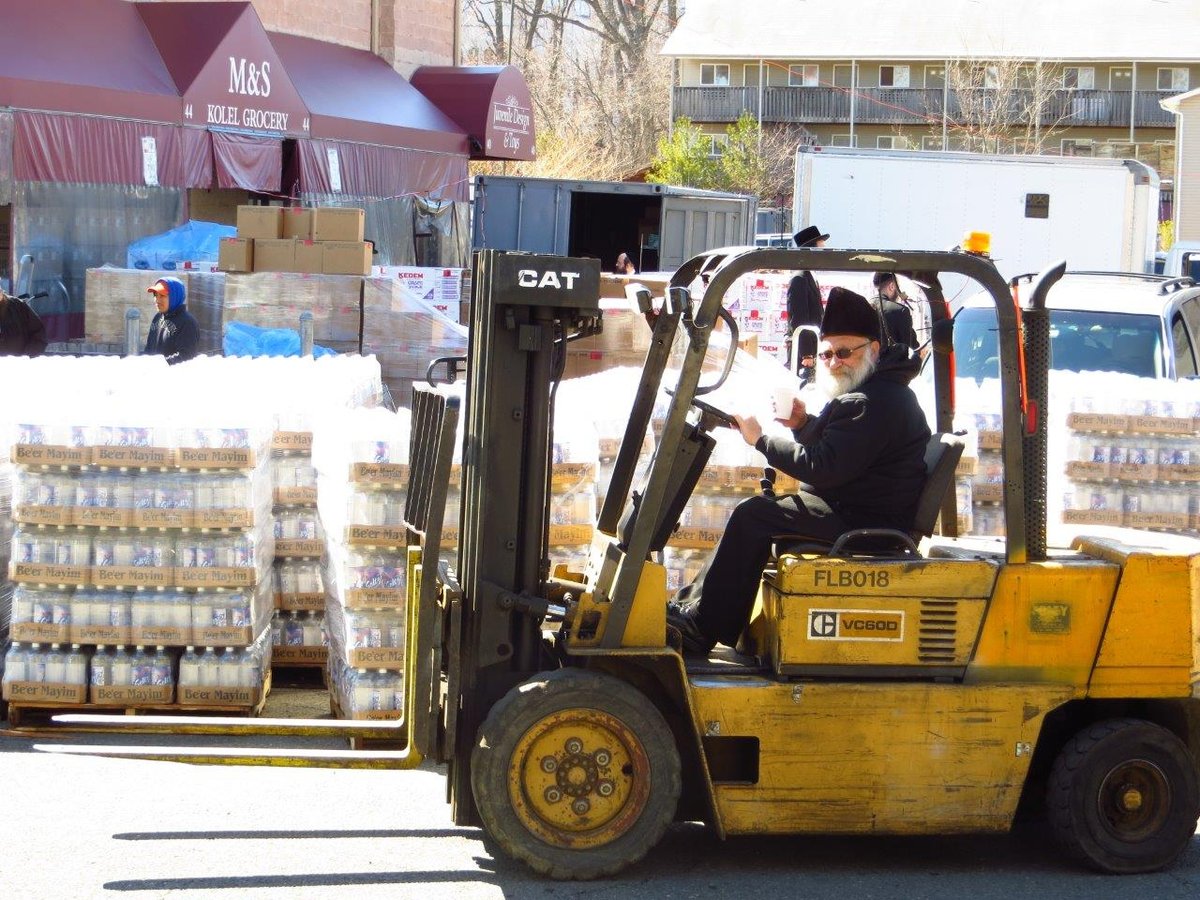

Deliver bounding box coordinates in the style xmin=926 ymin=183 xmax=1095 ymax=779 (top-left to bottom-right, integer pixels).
xmin=8 ymin=524 xmax=275 ymax=591
xmin=11 ymin=467 xmax=271 ymax=531
xmin=9 ymin=583 xmax=273 ymax=649
xmin=1 ymin=637 xmax=270 ymax=722
xmin=270 ymin=609 xmax=329 ymax=668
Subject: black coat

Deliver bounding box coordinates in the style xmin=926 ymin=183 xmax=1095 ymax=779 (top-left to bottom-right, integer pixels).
xmin=755 ymin=345 xmax=930 ymax=531
xmin=0 ymin=297 xmax=48 ymax=356
xmin=877 ymin=297 xmax=917 ymax=350
xmin=145 ymin=305 xmax=199 ymax=365
xmin=786 ymin=272 xmax=823 ymax=330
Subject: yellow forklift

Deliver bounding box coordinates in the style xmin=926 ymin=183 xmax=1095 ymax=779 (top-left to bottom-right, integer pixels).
xmin=49 ymin=247 xmax=1200 ymax=879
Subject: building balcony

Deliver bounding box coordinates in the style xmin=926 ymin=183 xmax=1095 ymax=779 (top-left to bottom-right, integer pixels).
xmin=674 ymin=86 xmax=1177 ymax=129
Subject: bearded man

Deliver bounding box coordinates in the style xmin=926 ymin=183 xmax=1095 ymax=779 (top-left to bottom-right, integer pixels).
xmin=668 ymin=286 xmax=930 ymax=655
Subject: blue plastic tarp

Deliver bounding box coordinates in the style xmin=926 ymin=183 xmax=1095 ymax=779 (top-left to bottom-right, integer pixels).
xmin=127 ymin=220 xmax=236 ymax=270
xmin=223 ymin=322 xmax=336 ymax=358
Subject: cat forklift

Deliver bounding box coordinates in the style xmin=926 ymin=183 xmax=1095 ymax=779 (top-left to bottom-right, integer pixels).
xmin=46 ymin=247 xmax=1200 ymax=879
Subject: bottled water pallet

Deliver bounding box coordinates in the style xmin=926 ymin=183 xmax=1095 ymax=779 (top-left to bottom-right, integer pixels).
xmin=3 ymin=669 xmax=272 ymax=732
xmin=327 ymin=689 xmax=403 ymax=752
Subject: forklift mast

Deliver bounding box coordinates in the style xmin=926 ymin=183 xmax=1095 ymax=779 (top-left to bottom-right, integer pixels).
xmin=449 ymin=250 xmax=601 ymax=823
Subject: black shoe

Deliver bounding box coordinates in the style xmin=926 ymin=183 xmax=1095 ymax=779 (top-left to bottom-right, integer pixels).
xmin=666 ymin=605 xmax=717 ymax=656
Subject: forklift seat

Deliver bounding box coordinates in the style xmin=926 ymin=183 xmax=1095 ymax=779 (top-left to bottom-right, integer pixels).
xmin=774 ymin=432 xmax=965 ymax=559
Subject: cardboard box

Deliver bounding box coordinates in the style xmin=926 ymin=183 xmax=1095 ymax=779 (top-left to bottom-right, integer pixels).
xmin=93 ymin=565 xmax=173 ymax=589
xmin=218 ymin=237 xmax=254 ymax=273
xmin=9 ymin=562 xmax=89 ymax=586
xmin=271 ymin=645 xmax=329 ymax=665
xmin=237 ymin=205 xmax=282 ymax=240
xmin=176 ymin=567 xmax=258 ymax=588
xmin=90 ymin=684 xmax=173 ymax=706
xmin=253 ymin=239 xmax=296 ymax=273
xmin=178 ymin=684 xmax=262 ymax=707
xmin=193 ymin=625 xmax=254 ymax=646
xmin=13 ymin=505 xmax=72 ymax=527
xmin=91 ymin=445 xmax=176 ymax=468
xmin=11 ymin=622 xmax=71 ymax=643
xmin=294 ymin=240 xmax=324 ymax=274
xmin=313 ymin=207 xmax=365 ymax=242
xmin=272 ymin=431 xmax=314 ymax=452
xmin=274 ymin=539 xmax=324 ymax=558
xmin=345 ymin=588 xmax=406 ymax=610
xmin=274 ymin=486 xmax=318 ymax=506
xmin=322 ymin=241 xmax=372 ymax=276
xmin=176 ymin=447 xmax=257 ymax=470
xmin=276 ymin=592 xmax=326 ymax=611
xmin=84 ymin=267 xmax=181 ymax=346
xmin=73 ymin=624 xmax=130 ymax=645
xmin=346 ymin=524 xmax=408 ymax=548
xmin=2 ymin=681 xmax=88 ymax=704
xmin=347 ymin=647 xmax=405 ymax=669
xmin=12 ymin=444 xmax=91 ymax=466
xmin=130 ymin=625 xmax=190 ymax=646
xmin=281 ymin=207 xmax=314 ymax=240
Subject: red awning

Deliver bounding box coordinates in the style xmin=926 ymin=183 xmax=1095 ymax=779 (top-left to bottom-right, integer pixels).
xmin=268 ymin=32 xmax=468 ymax=156
xmin=296 ymin=139 xmax=468 ymax=201
xmin=13 ymin=111 xmax=210 ymax=188
xmin=0 ymin=0 xmax=181 ymax=124
xmin=410 ymin=66 xmax=536 ymax=161
xmin=136 ymin=2 xmax=309 ymax=138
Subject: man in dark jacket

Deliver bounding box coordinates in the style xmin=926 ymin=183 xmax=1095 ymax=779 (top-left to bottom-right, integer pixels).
xmin=144 ymin=276 xmax=199 ymax=364
xmin=785 ymin=225 xmax=828 ymax=331
xmin=872 ymin=271 xmax=917 ymax=351
xmin=0 ymin=288 xmax=48 ymax=356
xmin=668 ymin=286 xmax=931 ymax=654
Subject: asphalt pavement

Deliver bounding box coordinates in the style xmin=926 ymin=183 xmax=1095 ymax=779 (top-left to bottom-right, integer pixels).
xmin=1 ymin=689 xmax=1198 ymax=900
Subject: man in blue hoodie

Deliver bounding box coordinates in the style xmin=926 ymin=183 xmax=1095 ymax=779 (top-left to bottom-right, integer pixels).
xmin=144 ymin=276 xmax=199 ymax=364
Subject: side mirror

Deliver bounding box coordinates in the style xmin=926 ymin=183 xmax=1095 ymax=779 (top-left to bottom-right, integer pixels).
xmin=931 ymin=318 xmax=955 ymax=356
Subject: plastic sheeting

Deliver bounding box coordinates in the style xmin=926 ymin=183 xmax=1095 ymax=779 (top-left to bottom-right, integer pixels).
xmin=212 ymin=131 xmax=281 ymax=192
xmin=126 ymin=220 xmax=235 ymax=270
xmin=0 ymin=111 xmax=12 ymax=206
xmin=296 ymin=139 xmax=468 ymax=202
xmin=300 ymin=193 xmax=469 ymax=269
xmin=223 ymin=322 xmax=335 ymax=358
xmin=12 ymin=111 xmax=209 ymax=188
xmin=12 ymin=181 xmax=184 ymax=342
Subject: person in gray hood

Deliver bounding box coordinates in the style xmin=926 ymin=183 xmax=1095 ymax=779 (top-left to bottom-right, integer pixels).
xmin=668 ymin=286 xmax=930 ymax=654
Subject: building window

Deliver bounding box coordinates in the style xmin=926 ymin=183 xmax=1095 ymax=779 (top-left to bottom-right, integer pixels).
xmin=1063 ymin=67 xmax=1095 ymax=89
xmin=925 ymin=65 xmax=946 ymax=89
xmin=789 ymin=64 xmax=820 ymax=87
xmin=1061 ymin=138 xmax=1094 ymax=157
xmin=743 ymin=64 xmax=760 ymax=87
xmin=708 ymin=134 xmax=729 ymax=158
xmin=921 ymin=135 xmax=944 ymax=151
xmin=1158 ymin=67 xmax=1189 ymax=92
xmin=879 ymin=65 xmax=910 ymax=88
xmin=829 ymin=134 xmax=856 ymax=147
xmin=700 ymin=64 xmax=730 ymax=86
xmin=877 ymin=135 xmax=911 ymax=149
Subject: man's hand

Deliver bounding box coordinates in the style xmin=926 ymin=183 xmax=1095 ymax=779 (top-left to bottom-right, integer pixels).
xmin=734 ymin=414 xmax=763 ymax=446
xmin=775 ymin=397 xmax=808 ymax=429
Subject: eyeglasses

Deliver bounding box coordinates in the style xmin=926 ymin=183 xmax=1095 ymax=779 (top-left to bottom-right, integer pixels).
xmin=817 ymin=341 xmax=870 ymax=362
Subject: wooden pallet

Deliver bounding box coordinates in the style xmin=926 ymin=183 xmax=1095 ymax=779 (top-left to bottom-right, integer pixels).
xmin=3 ymin=670 xmax=272 ymax=732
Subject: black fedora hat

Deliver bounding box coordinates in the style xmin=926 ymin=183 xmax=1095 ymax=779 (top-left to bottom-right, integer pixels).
xmin=793 ymin=225 xmax=829 ymax=247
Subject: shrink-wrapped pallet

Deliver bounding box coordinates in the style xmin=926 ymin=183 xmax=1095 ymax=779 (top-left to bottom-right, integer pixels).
xmin=84 ymin=268 xmax=182 ymax=349
xmin=361 ymin=277 xmax=468 ymax=407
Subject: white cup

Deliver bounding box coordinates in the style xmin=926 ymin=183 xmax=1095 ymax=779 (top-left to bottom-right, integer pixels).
xmin=771 ymin=383 xmax=799 ymax=420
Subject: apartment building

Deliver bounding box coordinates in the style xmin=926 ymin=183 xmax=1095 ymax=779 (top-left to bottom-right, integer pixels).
xmin=661 ymin=0 xmax=1198 ymax=176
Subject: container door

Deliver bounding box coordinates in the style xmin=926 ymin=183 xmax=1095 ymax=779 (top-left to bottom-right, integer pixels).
xmin=472 ymin=178 xmax=570 ymax=254
xmin=658 ymin=196 xmax=753 ymax=271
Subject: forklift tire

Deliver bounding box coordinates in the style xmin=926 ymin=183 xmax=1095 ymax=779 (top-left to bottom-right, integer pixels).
xmin=1046 ymin=717 xmax=1200 ymax=874
xmin=471 ymin=668 xmax=681 ymax=880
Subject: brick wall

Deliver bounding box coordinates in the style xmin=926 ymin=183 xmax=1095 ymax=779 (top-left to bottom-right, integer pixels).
xmin=131 ymin=0 xmax=456 ymax=68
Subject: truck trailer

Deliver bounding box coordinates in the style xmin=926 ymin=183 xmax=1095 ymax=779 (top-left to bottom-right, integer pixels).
xmin=793 ymin=147 xmax=1159 ymax=300
xmin=472 ymin=175 xmax=756 ymax=273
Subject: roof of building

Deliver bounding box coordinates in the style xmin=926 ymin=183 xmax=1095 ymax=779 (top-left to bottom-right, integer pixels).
xmin=1160 ymin=87 xmax=1200 ymax=112
xmin=661 ymin=0 xmax=1200 ymax=62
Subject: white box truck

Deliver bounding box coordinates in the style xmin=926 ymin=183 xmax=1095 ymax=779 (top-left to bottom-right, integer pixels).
xmin=793 ymin=147 xmax=1159 ymax=301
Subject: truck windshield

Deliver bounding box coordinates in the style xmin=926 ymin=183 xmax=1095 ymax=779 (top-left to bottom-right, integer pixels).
xmin=955 ymin=308 xmax=1164 ymax=380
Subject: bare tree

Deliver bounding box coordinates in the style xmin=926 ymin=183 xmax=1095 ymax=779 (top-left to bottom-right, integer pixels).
xmin=461 ymin=0 xmax=679 ymax=180
xmin=933 ymin=58 xmax=1073 ymax=154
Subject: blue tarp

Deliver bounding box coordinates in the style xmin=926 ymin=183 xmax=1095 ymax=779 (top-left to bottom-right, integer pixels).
xmin=127 ymin=220 xmax=236 ymax=270
xmin=223 ymin=321 xmax=335 ymax=358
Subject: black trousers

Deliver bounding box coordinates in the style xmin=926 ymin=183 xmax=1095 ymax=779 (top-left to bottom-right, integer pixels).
xmin=682 ymin=492 xmax=847 ymax=647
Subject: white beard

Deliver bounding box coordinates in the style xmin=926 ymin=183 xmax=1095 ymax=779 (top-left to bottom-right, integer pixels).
xmin=816 ymin=348 xmax=878 ymax=399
